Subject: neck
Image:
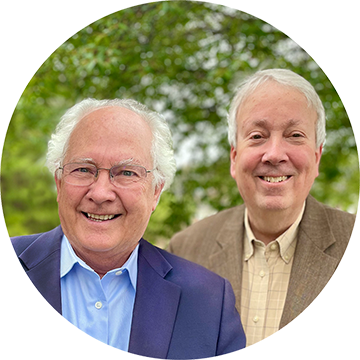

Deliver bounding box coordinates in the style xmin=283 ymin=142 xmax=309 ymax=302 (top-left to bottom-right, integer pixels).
xmin=72 ymin=245 xmax=136 ymax=279
xmin=247 ymin=206 xmax=302 ymax=245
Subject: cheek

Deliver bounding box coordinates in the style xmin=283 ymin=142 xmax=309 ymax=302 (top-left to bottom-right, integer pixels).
xmin=119 ymin=185 xmax=154 ymax=211
xmin=234 ymin=150 xmax=260 ymax=175
xmin=57 ymin=183 xmax=85 ymax=210
xmin=290 ymin=149 xmax=318 ymax=173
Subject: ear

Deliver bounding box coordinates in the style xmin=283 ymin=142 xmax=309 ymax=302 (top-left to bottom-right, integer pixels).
xmin=230 ymin=146 xmax=237 ymax=180
xmin=152 ymin=182 xmax=165 ymax=211
xmin=314 ymin=144 xmax=323 ymax=177
xmin=54 ymin=172 xmax=62 ymax=202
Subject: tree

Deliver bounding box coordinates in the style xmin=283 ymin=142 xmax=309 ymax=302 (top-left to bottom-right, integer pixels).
xmin=2 ymin=1 xmax=358 ymax=246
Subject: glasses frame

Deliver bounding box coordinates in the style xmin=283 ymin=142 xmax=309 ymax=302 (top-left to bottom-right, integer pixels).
xmin=58 ymin=162 xmax=154 ymax=188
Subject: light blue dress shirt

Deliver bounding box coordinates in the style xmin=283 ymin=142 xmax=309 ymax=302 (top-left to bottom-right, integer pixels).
xmin=60 ymin=235 xmax=138 ymax=351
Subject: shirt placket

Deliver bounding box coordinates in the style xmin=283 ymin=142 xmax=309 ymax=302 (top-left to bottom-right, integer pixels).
xmin=248 ymin=241 xmax=269 ymax=343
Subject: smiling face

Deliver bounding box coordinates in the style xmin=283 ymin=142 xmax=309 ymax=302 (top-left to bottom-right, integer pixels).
xmin=55 ymin=107 xmax=163 ymax=267
xmin=230 ymin=81 xmax=322 ymax=219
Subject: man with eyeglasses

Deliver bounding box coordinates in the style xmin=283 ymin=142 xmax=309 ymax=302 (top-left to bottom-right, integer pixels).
xmin=11 ymin=98 xmax=246 ymax=358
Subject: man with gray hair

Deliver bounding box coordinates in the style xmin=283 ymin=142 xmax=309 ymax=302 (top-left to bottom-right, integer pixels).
xmin=11 ymin=98 xmax=246 ymax=358
xmin=168 ymin=69 xmax=355 ymax=346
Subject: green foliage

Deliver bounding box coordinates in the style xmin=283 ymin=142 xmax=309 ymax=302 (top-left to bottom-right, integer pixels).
xmin=2 ymin=1 xmax=358 ymax=246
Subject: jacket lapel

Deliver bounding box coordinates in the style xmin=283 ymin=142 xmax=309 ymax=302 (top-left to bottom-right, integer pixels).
xmin=208 ymin=205 xmax=245 ymax=311
xmin=280 ymin=196 xmax=338 ymax=328
xmin=18 ymin=226 xmax=63 ymax=314
xmin=129 ymin=239 xmax=181 ymax=359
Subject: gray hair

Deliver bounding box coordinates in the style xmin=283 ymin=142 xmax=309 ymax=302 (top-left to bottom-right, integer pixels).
xmin=46 ymin=98 xmax=176 ymax=191
xmin=228 ymin=68 xmax=326 ymax=148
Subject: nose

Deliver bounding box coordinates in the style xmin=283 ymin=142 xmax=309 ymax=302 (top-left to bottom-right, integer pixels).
xmin=85 ymin=169 xmax=117 ymax=204
xmin=261 ymin=137 xmax=289 ymax=165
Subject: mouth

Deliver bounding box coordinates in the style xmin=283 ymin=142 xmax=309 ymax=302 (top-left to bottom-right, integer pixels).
xmin=82 ymin=212 xmax=121 ymax=222
xmin=259 ymin=176 xmax=291 ymax=183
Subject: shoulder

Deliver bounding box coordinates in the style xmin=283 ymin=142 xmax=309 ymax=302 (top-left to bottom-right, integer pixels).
xmin=302 ymin=196 xmax=356 ymax=258
xmin=11 ymin=232 xmax=45 ymax=256
xmin=11 ymin=226 xmax=63 ymax=257
xmin=141 ymin=239 xmax=228 ymax=291
xmin=305 ymin=195 xmax=356 ymax=236
xmin=167 ymin=205 xmax=245 ymax=265
xmin=162 ymin=246 xmax=224 ymax=282
xmin=170 ymin=205 xmax=244 ymax=245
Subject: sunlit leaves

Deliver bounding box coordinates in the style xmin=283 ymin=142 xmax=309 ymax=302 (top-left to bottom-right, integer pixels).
xmin=2 ymin=1 xmax=358 ymax=244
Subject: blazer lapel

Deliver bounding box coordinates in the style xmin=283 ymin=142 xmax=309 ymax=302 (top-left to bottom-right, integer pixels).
xmin=208 ymin=205 xmax=245 ymax=311
xmin=129 ymin=239 xmax=181 ymax=359
xmin=18 ymin=226 xmax=63 ymax=314
xmin=280 ymin=196 xmax=338 ymax=328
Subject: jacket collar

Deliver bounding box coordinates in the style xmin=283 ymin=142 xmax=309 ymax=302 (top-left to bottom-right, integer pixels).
xmin=280 ymin=195 xmax=338 ymax=327
xmin=206 ymin=195 xmax=338 ymax=321
xmin=208 ymin=205 xmax=245 ymax=311
xmin=129 ymin=239 xmax=181 ymax=359
xmin=19 ymin=230 xmax=182 ymax=358
xmin=18 ymin=226 xmax=63 ymax=314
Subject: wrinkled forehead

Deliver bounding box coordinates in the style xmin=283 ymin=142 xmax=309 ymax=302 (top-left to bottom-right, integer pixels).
xmin=78 ymin=106 xmax=151 ymax=133
xmin=65 ymin=107 xmax=154 ymax=165
xmin=241 ymin=80 xmax=311 ymax=106
xmin=237 ymin=82 xmax=318 ymax=135
xmin=238 ymin=82 xmax=315 ymax=119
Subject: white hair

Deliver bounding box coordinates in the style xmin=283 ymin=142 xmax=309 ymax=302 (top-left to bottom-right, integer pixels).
xmin=46 ymin=98 xmax=176 ymax=191
xmin=228 ymin=68 xmax=326 ymax=148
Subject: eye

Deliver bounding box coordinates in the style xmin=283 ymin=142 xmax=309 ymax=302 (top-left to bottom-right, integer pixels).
xmin=251 ymin=134 xmax=262 ymax=140
xmin=72 ymin=166 xmax=94 ymax=174
xmin=65 ymin=164 xmax=97 ymax=178
xmin=289 ymin=132 xmax=306 ymax=140
xmin=77 ymin=167 xmax=90 ymax=173
xmin=121 ymin=170 xmax=137 ymax=177
xmin=112 ymin=166 xmax=141 ymax=178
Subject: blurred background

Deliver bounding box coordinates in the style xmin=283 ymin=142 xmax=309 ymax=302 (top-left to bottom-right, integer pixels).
xmin=1 ymin=1 xmax=358 ymax=247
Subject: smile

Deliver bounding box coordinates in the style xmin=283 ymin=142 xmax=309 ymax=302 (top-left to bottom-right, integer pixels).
xmin=260 ymin=176 xmax=291 ymax=183
xmin=83 ymin=212 xmax=120 ymax=222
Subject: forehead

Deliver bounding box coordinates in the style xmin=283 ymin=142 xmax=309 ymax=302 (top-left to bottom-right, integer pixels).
xmin=65 ymin=106 xmax=153 ymax=164
xmin=237 ymin=82 xmax=317 ymax=131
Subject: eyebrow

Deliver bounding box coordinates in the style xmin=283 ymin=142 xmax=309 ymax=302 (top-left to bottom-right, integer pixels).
xmin=67 ymin=157 xmax=138 ymax=166
xmin=115 ymin=158 xmax=137 ymax=166
xmin=67 ymin=157 xmax=95 ymax=164
xmin=243 ymin=118 xmax=303 ymax=129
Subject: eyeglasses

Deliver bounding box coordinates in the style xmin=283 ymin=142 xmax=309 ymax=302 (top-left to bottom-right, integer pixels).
xmin=58 ymin=162 xmax=154 ymax=188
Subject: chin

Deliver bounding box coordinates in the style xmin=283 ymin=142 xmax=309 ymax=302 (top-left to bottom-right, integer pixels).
xmin=258 ymin=197 xmax=292 ymax=212
xmin=77 ymin=234 xmax=118 ymax=252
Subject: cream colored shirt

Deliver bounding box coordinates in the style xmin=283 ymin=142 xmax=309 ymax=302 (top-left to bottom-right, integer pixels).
xmin=241 ymin=204 xmax=305 ymax=346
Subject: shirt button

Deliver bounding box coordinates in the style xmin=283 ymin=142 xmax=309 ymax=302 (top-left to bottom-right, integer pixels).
xmin=95 ymin=301 xmax=103 ymax=309
xmin=270 ymin=243 xmax=277 ymax=251
xmin=259 ymin=270 xmax=265 ymax=277
xmin=115 ymin=270 xmax=123 ymax=276
xmin=253 ymin=316 xmax=259 ymax=323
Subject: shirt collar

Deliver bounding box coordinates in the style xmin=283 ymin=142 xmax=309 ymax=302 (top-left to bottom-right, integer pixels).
xmin=60 ymin=235 xmax=139 ymax=290
xmin=244 ymin=202 xmax=305 ymax=263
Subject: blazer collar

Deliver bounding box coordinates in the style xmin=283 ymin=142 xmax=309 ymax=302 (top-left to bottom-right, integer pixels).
xmin=206 ymin=195 xmax=338 ymax=321
xmin=129 ymin=239 xmax=181 ymax=359
xmin=18 ymin=230 xmax=182 ymax=357
xmin=18 ymin=226 xmax=63 ymax=314
xmin=280 ymin=195 xmax=338 ymax=327
xmin=208 ymin=205 xmax=245 ymax=311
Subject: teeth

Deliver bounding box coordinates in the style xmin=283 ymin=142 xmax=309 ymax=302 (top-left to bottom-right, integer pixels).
xmin=263 ymin=176 xmax=289 ymax=183
xmin=87 ymin=213 xmax=115 ymax=221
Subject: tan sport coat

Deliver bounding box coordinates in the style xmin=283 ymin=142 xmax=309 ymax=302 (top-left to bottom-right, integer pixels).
xmin=168 ymin=195 xmax=356 ymax=329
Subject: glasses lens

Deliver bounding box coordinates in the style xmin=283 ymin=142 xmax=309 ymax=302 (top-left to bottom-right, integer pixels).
xmin=111 ymin=164 xmax=146 ymax=187
xmin=63 ymin=163 xmax=97 ymax=186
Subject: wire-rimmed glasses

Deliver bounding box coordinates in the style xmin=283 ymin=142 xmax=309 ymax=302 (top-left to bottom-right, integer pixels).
xmin=58 ymin=162 xmax=154 ymax=188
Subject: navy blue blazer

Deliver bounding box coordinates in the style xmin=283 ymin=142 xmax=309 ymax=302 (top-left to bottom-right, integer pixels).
xmin=11 ymin=226 xmax=246 ymax=359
